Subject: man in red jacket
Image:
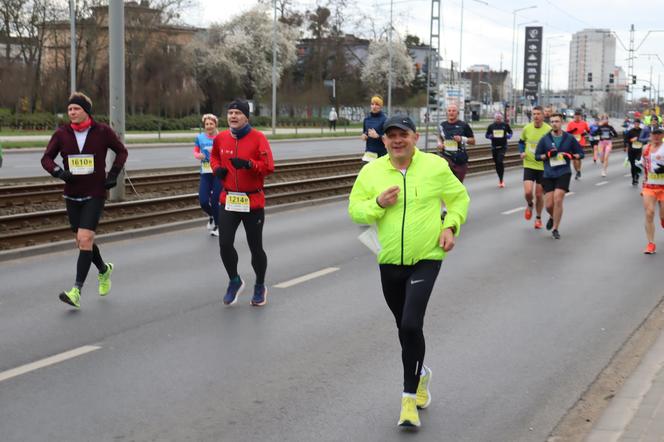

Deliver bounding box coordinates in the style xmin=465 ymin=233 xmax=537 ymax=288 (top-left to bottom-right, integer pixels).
xmin=210 ymin=99 xmax=275 ymax=307
xmin=41 ymin=92 xmax=128 ymax=308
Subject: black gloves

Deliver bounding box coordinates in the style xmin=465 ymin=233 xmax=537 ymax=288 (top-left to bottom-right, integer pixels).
xmin=52 ymin=167 xmax=73 ymax=183
xmin=230 ymin=158 xmax=252 ymax=169
xmin=546 ymin=148 xmax=559 ymax=158
xmin=104 ymin=167 xmax=122 ymax=190
xmin=214 ymin=167 xmax=228 ymax=180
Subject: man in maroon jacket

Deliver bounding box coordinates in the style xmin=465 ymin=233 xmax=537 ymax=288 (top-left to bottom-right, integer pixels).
xmin=41 ymin=92 xmax=128 ymax=308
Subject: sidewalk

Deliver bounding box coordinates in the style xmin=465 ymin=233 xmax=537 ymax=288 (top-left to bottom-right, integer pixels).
xmin=587 ymin=327 xmax=664 ymax=441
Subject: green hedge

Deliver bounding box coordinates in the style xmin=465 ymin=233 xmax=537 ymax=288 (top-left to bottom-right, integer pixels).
xmin=0 ymin=112 xmax=351 ymax=131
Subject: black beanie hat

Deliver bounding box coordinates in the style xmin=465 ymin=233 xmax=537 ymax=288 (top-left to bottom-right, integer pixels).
xmin=68 ymin=95 xmax=93 ymax=116
xmin=227 ymin=99 xmax=250 ymax=119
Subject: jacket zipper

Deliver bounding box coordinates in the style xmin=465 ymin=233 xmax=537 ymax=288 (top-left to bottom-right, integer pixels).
xmin=234 ymin=138 xmax=239 ymax=192
xmin=401 ymin=171 xmax=407 ymax=265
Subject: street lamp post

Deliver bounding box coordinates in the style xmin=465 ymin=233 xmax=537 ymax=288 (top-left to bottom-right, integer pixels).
xmin=459 ymin=0 xmax=488 ymax=82
xmin=387 ymin=0 xmax=393 ymax=114
xmin=510 ymin=5 xmax=537 ymax=123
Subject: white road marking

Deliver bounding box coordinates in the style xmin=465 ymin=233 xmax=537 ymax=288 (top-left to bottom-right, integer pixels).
xmin=624 ymin=173 xmax=631 ymax=177
xmin=596 ymin=181 xmax=609 ymax=186
xmin=0 ymin=345 xmax=101 ymax=383
xmin=502 ymin=207 xmax=525 ymax=215
xmin=274 ymin=267 xmax=339 ymax=288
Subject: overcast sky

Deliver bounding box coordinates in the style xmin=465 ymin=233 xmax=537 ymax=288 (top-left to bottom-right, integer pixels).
xmin=183 ymin=0 xmax=663 ymax=99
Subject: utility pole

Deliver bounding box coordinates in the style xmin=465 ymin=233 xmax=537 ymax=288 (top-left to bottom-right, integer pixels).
xmin=387 ymin=0 xmax=393 ymax=114
xmin=69 ymin=0 xmax=76 ymax=94
xmin=424 ymin=0 xmax=441 ymax=152
xmin=108 ymin=0 xmax=125 ymax=202
xmin=271 ymin=0 xmax=277 ymax=135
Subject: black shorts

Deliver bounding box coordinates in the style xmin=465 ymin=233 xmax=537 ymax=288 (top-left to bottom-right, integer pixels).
xmin=523 ymin=168 xmax=543 ymax=183
xmin=65 ymin=197 xmax=105 ymax=232
xmin=542 ymin=173 xmax=572 ymax=193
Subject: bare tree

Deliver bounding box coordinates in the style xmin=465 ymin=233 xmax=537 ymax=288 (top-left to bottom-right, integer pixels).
xmin=361 ymin=37 xmax=415 ymax=94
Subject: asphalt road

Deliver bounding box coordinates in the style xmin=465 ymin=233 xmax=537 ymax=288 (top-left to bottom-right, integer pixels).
xmin=1 ymin=154 xmax=661 ymax=441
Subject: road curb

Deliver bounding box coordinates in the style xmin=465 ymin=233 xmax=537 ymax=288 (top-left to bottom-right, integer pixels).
xmin=0 ymin=194 xmax=348 ymax=262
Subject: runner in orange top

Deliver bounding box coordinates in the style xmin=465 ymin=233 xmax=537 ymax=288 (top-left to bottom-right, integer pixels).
xmin=640 ymin=127 xmax=664 ymax=254
xmin=565 ymin=109 xmax=590 ymax=180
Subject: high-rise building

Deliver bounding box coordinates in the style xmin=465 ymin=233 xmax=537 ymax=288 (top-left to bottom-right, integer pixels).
xmin=568 ymin=29 xmax=616 ymax=93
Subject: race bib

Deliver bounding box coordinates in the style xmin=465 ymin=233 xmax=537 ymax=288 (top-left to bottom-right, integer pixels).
xmin=632 ymin=141 xmax=643 ymax=149
xmin=362 ymin=151 xmax=378 ymax=162
xmin=493 ymin=130 xmax=505 ymax=138
xmin=67 ymin=155 xmax=94 ymax=175
xmin=201 ymin=161 xmax=212 ymax=173
xmin=225 ymin=192 xmax=250 ymax=212
xmin=647 ymin=172 xmax=664 ymax=185
xmin=549 ymin=153 xmax=566 ymax=167
xmin=443 ymin=139 xmax=458 ymax=152
xmin=526 ymin=142 xmax=537 ymax=154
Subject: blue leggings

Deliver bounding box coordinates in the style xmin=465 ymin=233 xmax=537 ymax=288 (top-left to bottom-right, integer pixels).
xmin=198 ymin=173 xmax=221 ymax=226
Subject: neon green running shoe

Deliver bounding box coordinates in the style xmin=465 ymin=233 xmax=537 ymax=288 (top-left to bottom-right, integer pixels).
xmin=98 ymin=263 xmax=114 ymax=296
xmin=397 ymin=396 xmax=420 ymax=428
xmin=416 ymin=365 xmax=432 ymax=409
xmin=59 ymin=287 xmax=81 ymax=309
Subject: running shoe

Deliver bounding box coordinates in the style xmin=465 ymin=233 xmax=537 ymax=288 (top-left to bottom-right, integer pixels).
xmin=416 ymin=366 xmax=432 ymax=409
xmin=207 ymin=217 xmax=214 ymax=230
xmin=251 ymin=284 xmax=268 ymax=306
xmin=575 ymin=170 xmax=581 ymax=180
xmin=223 ymin=277 xmax=244 ymax=305
xmin=524 ymin=206 xmax=533 ymax=220
xmin=498 ymin=181 xmax=505 ymax=188
xmin=644 ymin=242 xmax=656 ymax=254
xmin=546 ymin=218 xmax=554 ymax=231
xmin=59 ymin=287 xmax=81 ymax=308
xmin=398 ymin=396 xmax=420 ymax=428
xmin=98 ymin=262 xmax=114 ymax=296
xmin=534 ymin=218 xmax=542 ymax=229
xmin=552 ymin=229 xmax=561 ymax=240
xmin=210 ymin=226 xmax=219 ymax=237
xmin=601 ymin=169 xmax=607 ymax=177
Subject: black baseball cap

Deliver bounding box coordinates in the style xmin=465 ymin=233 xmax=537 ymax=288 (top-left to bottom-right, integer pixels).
xmin=634 ymin=118 xmax=641 ymax=123
xmin=652 ymin=127 xmax=664 ymax=134
xmin=383 ymin=115 xmax=416 ymax=133
xmin=574 ymin=109 xmax=582 ymax=115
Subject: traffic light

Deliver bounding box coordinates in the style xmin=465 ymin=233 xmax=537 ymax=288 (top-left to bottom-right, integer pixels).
xmin=632 ymin=75 xmax=637 ymax=85
xmin=428 ymin=89 xmax=438 ymax=107
xmin=643 ymin=85 xmax=647 ymax=92
xmin=587 ymin=72 xmax=593 ymax=82
xmin=626 ymin=85 xmax=630 ymax=93
xmin=590 ymin=85 xmax=594 ymax=92
xmin=609 ymin=73 xmax=615 ymax=84
xmin=605 ymin=85 xmax=610 ymax=92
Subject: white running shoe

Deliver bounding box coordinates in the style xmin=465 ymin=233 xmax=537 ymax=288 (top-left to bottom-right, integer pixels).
xmin=210 ymin=227 xmax=219 ymax=237
xmin=207 ymin=217 xmax=214 ymax=230
xmin=600 ymin=169 xmax=607 ymax=177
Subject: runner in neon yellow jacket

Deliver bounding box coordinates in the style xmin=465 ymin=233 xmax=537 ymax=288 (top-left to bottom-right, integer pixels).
xmin=348 ymin=120 xmax=470 ymax=265
xmin=348 ymin=116 xmax=470 ymax=428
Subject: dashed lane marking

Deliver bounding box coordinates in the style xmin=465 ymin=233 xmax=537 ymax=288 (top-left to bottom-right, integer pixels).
xmin=502 ymin=207 xmax=526 ymax=215
xmin=596 ymin=181 xmax=609 ymax=186
xmin=0 ymin=345 xmax=101 ymax=383
xmin=274 ymin=267 xmax=340 ymax=289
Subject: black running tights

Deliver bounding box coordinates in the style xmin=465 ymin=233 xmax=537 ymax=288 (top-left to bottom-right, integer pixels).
xmin=492 ymin=148 xmax=506 ymax=181
xmin=379 ymin=260 xmax=441 ymax=393
xmin=218 ymin=208 xmax=267 ymax=285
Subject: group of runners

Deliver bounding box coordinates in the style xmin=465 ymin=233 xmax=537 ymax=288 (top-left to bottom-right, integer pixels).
xmin=42 ymin=93 xmax=273 ymax=309
xmin=40 ymin=91 xmax=664 ymax=431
